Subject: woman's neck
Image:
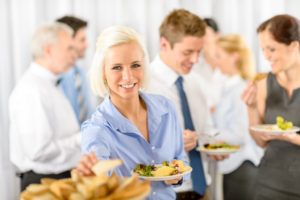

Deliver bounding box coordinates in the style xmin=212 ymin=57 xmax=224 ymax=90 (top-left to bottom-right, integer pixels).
xmin=277 ymin=57 xmax=300 ymax=97
xmin=110 ymin=94 xmax=144 ymax=120
xmin=279 ymin=57 xmax=300 ymax=84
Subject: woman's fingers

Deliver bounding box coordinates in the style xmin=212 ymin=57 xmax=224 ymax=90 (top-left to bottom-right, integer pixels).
xmin=76 ymin=153 xmax=99 ymax=176
xmin=242 ymin=82 xmax=257 ymax=107
xmin=85 ymin=153 xmax=99 ymax=167
xmin=208 ymin=154 xmax=229 ymax=161
xmin=77 ymin=162 xmax=91 ymax=175
xmin=164 ymin=177 xmax=182 ymax=185
xmin=90 ymin=152 xmax=98 ymax=164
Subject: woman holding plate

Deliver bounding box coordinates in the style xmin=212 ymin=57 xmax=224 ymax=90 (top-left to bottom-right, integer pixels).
xmin=242 ymin=14 xmax=300 ymax=199
xmin=75 ymin=25 xmax=188 ymax=200
xmin=212 ymin=34 xmax=263 ymax=200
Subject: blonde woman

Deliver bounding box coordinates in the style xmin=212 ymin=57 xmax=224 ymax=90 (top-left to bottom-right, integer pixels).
xmin=213 ymin=34 xmax=263 ymax=200
xmin=75 ymin=26 xmax=188 ymax=200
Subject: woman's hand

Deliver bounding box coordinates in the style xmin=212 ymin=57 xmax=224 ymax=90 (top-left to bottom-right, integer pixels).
xmin=164 ymin=176 xmax=182 ymax=185
xmin=269 ymin=133 xmax=300 ymax=146
xmin=75 ymin=152 xmax=99 ymax=176
xmin=208 ymin=154 xmax=229 ymax=161
xmin=242 ymin=81 xmax=258 ymax=108
xmin=250 ymin=131 xmax=273 ymax=148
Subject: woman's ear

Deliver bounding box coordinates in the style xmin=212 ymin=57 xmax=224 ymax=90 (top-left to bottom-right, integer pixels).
xmin=103 ymin=75 xmax=110 ymax=94
xmin=289 ymin=41 xmax=300 ymax=52
xmin=102 ymin=71 xmax=107 ymax=86
xmin=232 ymin=52 xmax=240 ymax=63
xmin=103 ymin=77 xmax=107 ymax=86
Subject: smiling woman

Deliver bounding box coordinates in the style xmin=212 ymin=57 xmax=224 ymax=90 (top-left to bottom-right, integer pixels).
xmin=76 ymin=26 xmax=189 ymax=200
xmin=104 ymin=42 xmax=145 ymax=101
xmin=89 ymin=26 xmax=150 ymax=98
xmin=242 ymin=14 xmax=300 ymax=200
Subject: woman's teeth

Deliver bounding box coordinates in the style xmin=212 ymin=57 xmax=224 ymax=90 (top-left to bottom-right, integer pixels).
xmin=121 ymin=83 xmax=135 ymax=88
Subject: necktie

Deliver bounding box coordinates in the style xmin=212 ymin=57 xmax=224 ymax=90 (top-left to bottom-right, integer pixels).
xmin=56 ymin=78 xmax=62 ymax=86
xmin=74 ymin=68 xmax=88 ymax=124
xmin=175 ymin=76 xmax=207 ymax=195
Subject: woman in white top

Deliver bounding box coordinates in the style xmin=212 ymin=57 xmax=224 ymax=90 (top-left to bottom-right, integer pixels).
xmin=213 ymin=34 xmax=263 ymax=200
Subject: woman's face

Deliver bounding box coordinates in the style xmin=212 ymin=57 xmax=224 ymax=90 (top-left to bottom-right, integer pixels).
xmin=104 ymin=42 xmax=144 ymax=101
xmin=215 ymin=45 xmax=238 ymax=76
xmin=258 ymin=30 xmax=298 ymax=74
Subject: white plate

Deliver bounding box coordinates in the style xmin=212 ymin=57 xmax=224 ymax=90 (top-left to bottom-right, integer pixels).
xmin=197 ymin=147 xmax=239 ymax=155
xmin=250 ymin=124 xmax=300 ymax=135
xmin=137 ymin=166 xmax=192 ymax=182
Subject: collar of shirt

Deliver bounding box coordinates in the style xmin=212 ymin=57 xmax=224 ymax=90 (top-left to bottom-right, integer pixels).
xmin=58 ymin=65 xmax=78 ymax=80
xmin=99 ymin=92 xmax=169 ymax=136
xmin=223 ymin=74 xmax=243 ymax=91
xmin=31 ymin=62 xmax=61 ymax=85
xmin=151 ymin=55 xmax=180 ymax=87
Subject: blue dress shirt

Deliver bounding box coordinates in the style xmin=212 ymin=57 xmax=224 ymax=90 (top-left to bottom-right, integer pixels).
xmin=81 ymin=92 xmax=188 ymax=200
xmin=59 ymin=66 xmax=94 ymax=124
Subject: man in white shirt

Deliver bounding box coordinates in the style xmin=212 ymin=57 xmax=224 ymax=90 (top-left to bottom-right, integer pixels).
xmin=147 ymin=9 xmax=217 ymax=200
xmin=9 ymin=22 xmax=81 ymax=191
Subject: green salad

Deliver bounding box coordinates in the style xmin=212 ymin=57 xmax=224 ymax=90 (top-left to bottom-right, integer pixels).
xmin=276 ymin=116 xmax=293 ymax=130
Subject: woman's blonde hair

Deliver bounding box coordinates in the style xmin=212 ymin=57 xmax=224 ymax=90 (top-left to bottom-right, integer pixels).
xmin=217 ymin=34 xmax=255 ymax=80
xmin=89 ymin=26 xmax=150 ymax=97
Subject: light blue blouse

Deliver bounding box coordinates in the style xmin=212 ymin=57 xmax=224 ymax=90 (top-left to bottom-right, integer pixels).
xmin=81 ymin=92 xmax=188 ymax=200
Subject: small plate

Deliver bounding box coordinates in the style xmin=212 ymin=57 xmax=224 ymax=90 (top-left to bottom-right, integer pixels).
xmin=250 ymin=124 xmax=300 ymax=135
xmin=197 ymin=146 xmax=239 ymax=155
xmin=137 ymin=166 xmax=192 ymax=182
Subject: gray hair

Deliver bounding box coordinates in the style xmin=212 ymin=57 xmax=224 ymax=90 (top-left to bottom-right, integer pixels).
xmin=31 ymin=22 xmax=73 ymax=59
xmin=89 ymin=25 xmax=150 ymax=97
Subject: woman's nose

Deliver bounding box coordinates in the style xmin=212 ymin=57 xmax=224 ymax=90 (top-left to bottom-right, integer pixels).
xmin=122 ymin=67 xmax=133 ymax=81
xmin=263 ymin=51 xmax=271 ymax=61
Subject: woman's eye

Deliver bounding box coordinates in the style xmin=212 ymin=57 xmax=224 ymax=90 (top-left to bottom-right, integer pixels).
xmin=112 ymin=65 xmax=122 ymax=70
xmin=267 ymin=47 xmax=275 ymax=52
xmin=132 ymin=63 xmax=141 ymax=68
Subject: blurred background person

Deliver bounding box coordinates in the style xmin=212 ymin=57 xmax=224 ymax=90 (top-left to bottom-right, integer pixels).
xmin=9 ymin=22 xmax=80 ymax=191
xmin=56 ymin=16 xmax=96 ymax=125
xmin=77 ymin=25 xmax=188 ymax=200
xmin=213 ymin=34 xmax=263 ymax=200
xmin=192 ymin=18 xmax=226 ymax=114
xmin=191 ymin=18 xmax=226 ymax=200
xmin=242 ymin=14 xmax=300 ymax=200
xmin=148 ymin=9 xmax=219 ymax=200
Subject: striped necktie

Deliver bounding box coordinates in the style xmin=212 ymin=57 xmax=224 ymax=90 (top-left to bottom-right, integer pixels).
xmin=175 ymin=76 xmax=207 ymax=195
xmin=74 ymin=69 xmax=88 ymax=124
